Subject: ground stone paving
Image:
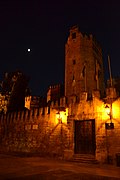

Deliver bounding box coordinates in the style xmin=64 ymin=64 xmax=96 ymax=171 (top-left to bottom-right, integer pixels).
xmin=0 ymin=154 xmax=120 ymax=179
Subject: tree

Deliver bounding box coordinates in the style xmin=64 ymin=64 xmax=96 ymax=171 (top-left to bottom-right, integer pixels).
xmin=1 ymin=70 xmax=30 ymax=112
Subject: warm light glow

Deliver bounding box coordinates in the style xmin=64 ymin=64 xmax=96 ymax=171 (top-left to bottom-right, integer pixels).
xmin=102 ymin=102 xmax=120 ymax=121
xmin=112 ymin=103 xmax=120 ymax=118
xmin=25 ymin=96 xmax=31 ymax=110
xmin=105 ymin=104 xmax=110 ymax=116
xmin=102 ymin=104 xmax=111 ymax=121
xmin=56 ymin=108 xmax=68 ymax=124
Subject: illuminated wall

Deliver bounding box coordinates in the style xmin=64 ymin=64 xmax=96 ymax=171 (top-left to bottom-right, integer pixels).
xmin=68 ymin=90 xmax=120 ymax=163
xmin=1 ymin=90 xmax=120 ymax=164
xmin=0 ymin=97 xmax=70 ymax=157
xmin=0 ymin=93 xmax=9 ymax=113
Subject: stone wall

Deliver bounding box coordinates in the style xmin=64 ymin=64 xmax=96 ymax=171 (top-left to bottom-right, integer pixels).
xmin=68 ymin=91 xmax=120 ymax=163
xmin=0 ymin=105 xmax=71 ymax=158
xmin=65 ymin=26 xmax=104 ymax=102
xmin=1 ymin=92 xmax=120 ymax=164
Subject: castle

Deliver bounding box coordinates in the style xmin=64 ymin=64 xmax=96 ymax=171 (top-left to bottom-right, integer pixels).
xmin=0 ymin=26 xmax=120 ymax=165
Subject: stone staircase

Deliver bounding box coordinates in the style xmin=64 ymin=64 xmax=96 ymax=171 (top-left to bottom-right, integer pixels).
xmin=72 ymin=154 xmax=99 ymax=164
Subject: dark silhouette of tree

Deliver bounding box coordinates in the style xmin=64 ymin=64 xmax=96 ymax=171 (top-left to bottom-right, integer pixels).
xmin=1 ymin=70 xmax=30 ymax=112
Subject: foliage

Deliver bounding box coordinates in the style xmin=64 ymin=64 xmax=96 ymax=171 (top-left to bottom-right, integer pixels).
xmin=0 ymin=70 xmax=30 ymax=112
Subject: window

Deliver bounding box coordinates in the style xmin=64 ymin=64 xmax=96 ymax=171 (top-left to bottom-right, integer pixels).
xmin=73 ymin=59 xmax=76 ymax=65
xmin=72 ymin=32 xmax=76 ymax=39
xmin=73 ymin=75 xmax=75 ymax=81
xmin=48 ymin=106 xmax=50 ymax=114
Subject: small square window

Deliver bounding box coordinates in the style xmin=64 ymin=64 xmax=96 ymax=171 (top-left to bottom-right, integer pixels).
xmin=73 ymin=60 xmax=76 ymax=65
xmin=73 ymin=75 xmax=75 ymax=80
xmin=72 ymin=32 xmax=76 ymax=39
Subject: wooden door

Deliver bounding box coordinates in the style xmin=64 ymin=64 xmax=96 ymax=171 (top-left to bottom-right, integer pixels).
xmin=74 ymin=120 xmax=96 ymax=154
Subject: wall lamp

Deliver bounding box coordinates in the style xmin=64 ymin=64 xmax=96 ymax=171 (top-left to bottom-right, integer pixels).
xmin=105 ymin=104 xmax=114 ymax=130
xmin=56 ymin=112 xmax=62 ymax=124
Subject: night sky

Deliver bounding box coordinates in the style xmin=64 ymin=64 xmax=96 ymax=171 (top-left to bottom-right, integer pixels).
xmin=0 ymin=1 xmax=120 ymax=96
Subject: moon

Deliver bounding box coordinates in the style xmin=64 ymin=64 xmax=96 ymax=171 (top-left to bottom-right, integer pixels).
xmin=28 ymin=48 xmax=30 ymax=52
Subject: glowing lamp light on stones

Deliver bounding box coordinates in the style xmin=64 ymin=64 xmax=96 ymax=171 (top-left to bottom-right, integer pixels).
xmin=56 ymin=108 xmax=68 ymax=124
xmin=105 ymin=104 xmax=110 ymax=116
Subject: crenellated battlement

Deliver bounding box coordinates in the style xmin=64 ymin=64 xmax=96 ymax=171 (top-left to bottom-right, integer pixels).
xmin=49 ymin=84 xmax=61 ymax=89
xmin=2 ymin=89 xmax=116 ymax=125
xmin=0 ymin=96 xmax=69 ymax=157
xmin=0 ymin=96 xmax=67 ymax=125
xmin=68 ymin=25 xmax=93 ymax=43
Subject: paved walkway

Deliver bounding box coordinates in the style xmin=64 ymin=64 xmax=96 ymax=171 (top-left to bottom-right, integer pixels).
xmin=0 ymin=154 xmax=120 ymax=179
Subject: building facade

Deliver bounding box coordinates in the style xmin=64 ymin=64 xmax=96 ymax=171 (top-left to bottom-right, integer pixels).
xmin=0 ymin=26 xmax=120 ymax=165
xmin=65 ymin=26 xmax=104 ymax=103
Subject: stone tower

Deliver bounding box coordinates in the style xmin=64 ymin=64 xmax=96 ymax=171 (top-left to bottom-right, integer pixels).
xmin=65 ymin=26 xmax=104 ymax=102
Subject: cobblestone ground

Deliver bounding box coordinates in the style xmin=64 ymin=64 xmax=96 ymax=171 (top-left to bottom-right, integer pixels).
xmin=0 ymin=154 xmax=120 ymax=179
